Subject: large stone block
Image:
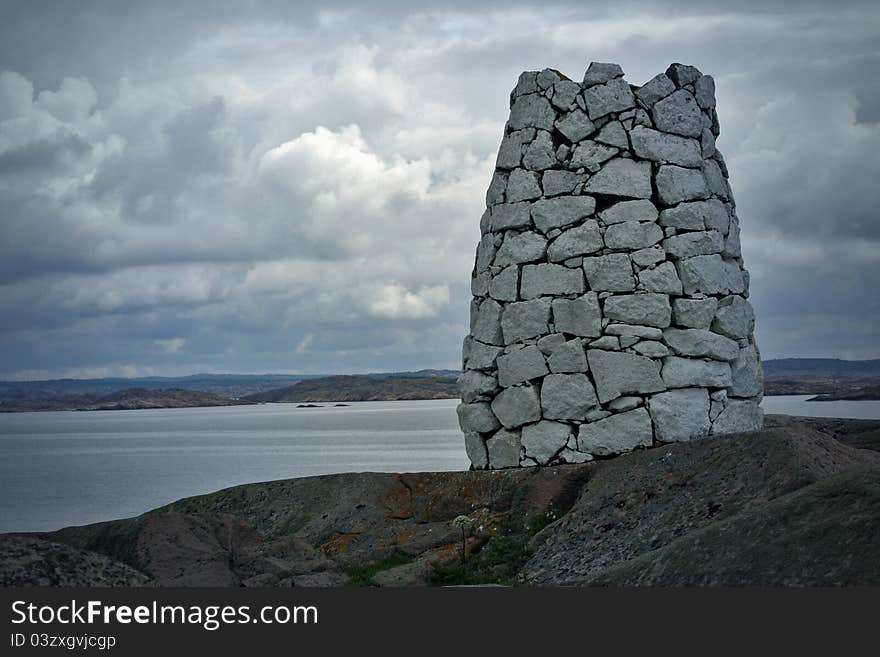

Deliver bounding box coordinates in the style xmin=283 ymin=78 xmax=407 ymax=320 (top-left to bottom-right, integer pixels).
xmin=457 ymin=402 xmax=501 ymax=433
xmin=506 ymin=168 xmax=542 ymax=203
xmin=486 ymin=429 xmax=522 ymax=469
xmin=490 ymin=202 xmax=532 ymax=231
xmin=648 ymin=388 xmax=711 ymax=442
xmin=547 ymin=221 xmax=604 ymax=261
xmin=672 ymin=297 xmax=718 ymax=329
xmin=521 ymin=263 xmax=585 ymax=299
xmin=656 ymin=165 xmax=710 ymax=205
xmin=658 ymin=199 xmax=728 ymax=232
xmin=629 ymin=125 xmax=702 ymax=167
xmin=509 ymin=93 xmax=556 ymax=131
xmin=638 ymin=261 xmax=682 ymax=294
xmin=730 ymin=345 xmax=763 ymax=398
xmin=459 ymin=370 xmax=498 ymax=403
xmin=465 ymin=340 xmax=503 ymax=371
xmin=521 ymin=421 xmax=573 ymax=465
xmin=711 ymin=399 xmax=763 ymax=434
xmin=497 ymin=345 xmax=549 ymax=387
xmin=663 ymin=328 xmax=739 ymax=362
xmin=712 ymin=295 xmax=755 ymax=340
xmin=464 ymin=432 xmax=488 ymax=469
xmin=541 ymin=373 xmax=598 ymax=419
xmin=491 ymin=385 xmax=541 ymax=429
xmin=663 ymin=231 xmax=725 ymax=259
xmin=652 ymin=89 xmax=703 ymax=137
xmin=583 ymin=158 xmax=652 ymax=199
xmin=555 ymin=110 xmax=595 ymax=142
xmin=501 ymin=298 xmax=551 ymax=344
xmin=583 ymin=253 xmax=635 ymax=291
xmin=471 ymin=298 xmax=504 ymax=345
xmin=605 ymin=221 xmax=664 ymax=250
xmin=578 ymin=408 xmax=654 ymax=456
xmin=676 ymin=255 xmax=745 ymax=295
xmin=588 ymin=349 xmax=665 ymax=403
xmin=600 ymin=199 xmax=659 ymax=224
xmin=551 ymin=293 xmax=602 ymax=337
xmin=634 ymin=72 xmax=676 ymax=107
xmin=582 ymin=77 xmax=635 ymax=119
xmin=531 ymin=196 xmax=596 ymax=233
xmin=604 ymin=293 xmax=671 ymax=328
xmin=547 ymin=339 xmax=588 ymax=373
xmin=494 ymin=231 xmax=547 ymax=267
xmin=661 ymin=356 xmax=732 ymax=388
xmin=488 ymin=265 xmax=518 ymax=302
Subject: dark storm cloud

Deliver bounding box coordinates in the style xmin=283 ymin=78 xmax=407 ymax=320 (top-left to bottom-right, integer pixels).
xmin=0 ymin=0 xmax=878 ymax=379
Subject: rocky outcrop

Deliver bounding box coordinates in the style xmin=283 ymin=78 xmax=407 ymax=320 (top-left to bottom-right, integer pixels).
xmin=3 ymin=417 xmax=879 ymax=587
xmin=460 ymin=61 xmax=762 ymax=468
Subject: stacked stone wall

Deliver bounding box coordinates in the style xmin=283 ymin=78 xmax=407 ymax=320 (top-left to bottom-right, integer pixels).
xmin=459 ymin=62 xmax=763 ymax=469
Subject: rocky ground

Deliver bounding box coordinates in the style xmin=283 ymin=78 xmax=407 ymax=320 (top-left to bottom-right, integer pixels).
xmin=2 ymin=414 xmax=878 ymax=587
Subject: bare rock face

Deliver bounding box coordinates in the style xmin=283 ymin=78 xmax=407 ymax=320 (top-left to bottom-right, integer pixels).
xmin=460 ymin=62 xmax=762 ymax=468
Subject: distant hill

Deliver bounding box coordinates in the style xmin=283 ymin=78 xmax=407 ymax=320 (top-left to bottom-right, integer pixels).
xmin=762 ymin=359 xmax=880 ymax=399
xmin=0 ymin=388 xmax=253 ymax=412
xmin=763 ymin=359 xmax=880 ymax=376
xmin=244 ymin=375 xmax=459 ymax=403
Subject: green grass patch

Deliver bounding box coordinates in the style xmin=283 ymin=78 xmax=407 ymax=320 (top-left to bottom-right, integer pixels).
xmin=342 ymin=552 xmax=413 ymax=587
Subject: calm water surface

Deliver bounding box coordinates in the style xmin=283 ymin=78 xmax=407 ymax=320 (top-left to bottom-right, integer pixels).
xmin=0 ymin=399 xmax=465 ymax=532
xmin=1 ymin=395 xmax=878 ymax=533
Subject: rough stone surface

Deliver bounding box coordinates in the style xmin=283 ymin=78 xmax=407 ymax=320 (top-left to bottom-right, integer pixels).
xmin=541 ymin=373 xmax=598 ymax=419
xmin=648 ymin=388 xmax=711 ymax=442
xmin=462 ymin=61 xmax=761 ymax=469
xmin=578 ymin=408 xmax=654 ymax=455
xmin=588 ymin=349 xmax=665 ymax=403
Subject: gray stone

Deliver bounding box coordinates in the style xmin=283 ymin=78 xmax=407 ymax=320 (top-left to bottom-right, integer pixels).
xmin=509 ymin=93 xmax=556 ymax=131
xmin=652 ymin=89 xmax=703 ymax=138
xmin=465 ymin=340 xmax=503 ymax=370
xmin=724 ymin=220 xmax=742 ymax=258
xmin=486 ymin=429 xmax=522 ymax=469
xmin=578 ymin=408 xmax=653 ymax=456
xmin=555 ymin=110 xmax=596 ymax=143
xmin=471 ymin=298 xmax=503 ymax=345
xmin=490 ymin=202 xmax=532 ymax=231
xmin=486 ymin=171 xmax=507 ymax=205
xmin=595 ymin=121 xmax=629 ymax=149
xmin=605 ymin=221 xmax=664 ymax=250
xmin=496 ymin=130 xmax=525 ymax=169
xmin=491 ymin=385 xmax=542 ymax=429
xmin=701 ymin=127 xmax=716 ymax=158
xmin=471 ymin=270 xmax=489 ymax=297
xmin=631 ymin=246 xmax=667 ymax=268
xmin=537 ymin=333 xmax=567 ymax=356
xmin=521 ymin=421 xmax=572 ymax=465
xmin=663 ymin=230 xmax=724 ymax=259
xmin=548 ymin=221 xmax=604 ymax=261
xmin=459 ymin=370 xmax=498 ymax=403
xmin=730 ymin=345 xmax=762 ymax=398
xmin=551 ymin=80 xmax=581 ymax=110
xmin=494 ymin=231 xmax=547 ymax=267
xmin=521 ymin=263 xmax=585 ymax=299
xmin=648 ymin=388 xmax=711 ymax=442
xmin=570 ymin=140 xmax=618 ymax=172
xmin=676 ymin=255 xmax=745 ymax=295
xmin=608 ymin=396 xmax=641 ymax=412
xmin=511 ymin=72 xmax=538 ymax=98
xmin=531 ymin=195 xmax=596 ymax=233
xmin=522 ymin=131 xmax=557 ymax=170
xmin=552 ymin=293 xmax=602 ymax=337
xmin=663 ymin=328 xmax=739 ymax=362
xmin=605 ymin=323 xmax=663 ymax=340
xmin=703 ymin=159 xmax=729 ymax=198
xmin=506 ymin=168 xmax=542 ymax=203
xmin=604 ymin=293 xmax=671 ymax=328
xmin=464 ymin=432 xmax=488 ymax=469
xmin=542 ymin=170 xmax=584 ymax=197
xmin=659 ymin=199 xmax=728 ymax=231
xmin=600 ymin=199 xmax=659 ymax=224
xmin=488 ymin=265 xmax=519 ymax=302
xmin=536 ymin=68 xmax=562 ymax=90
xmin=656 ymin=165 xmax=710 ymax=205
xmin=547 ymin=339 xmax=588 ymax=373
xmin=558 ymin=447 xmax=593 ymax=464
xmin=661 ymin=356 xmax=732 ymax=388
xmin=474 ymin=234 xmax=497 ymax=272
xmin=590 ymin=335 xmax=620 ymax=350
xmin=672 ymin=297 xmax=718 ymax=329
xmin=712 ymin=295 xmax=755 ymax=339
xmin=635 ymin=73 xmax=676 ymax=107
xmin=501 ymin=298 xmax=551 ymax=344
xmin=638 ymin=261 xmax=682 ymax=294
xmin=620 ymin=335 xmax=639 ymax=348
xmin=583 ymin=253 xmax=635 ymax=291
xmin=497 ymin=345 xmax=549 ymax=387
xmin=629 ymin=125 xmax=703 ymax=167
xmin=583 ymin=78 xmax=635 ymax=119
xmin=666 ymin=63 xmax=702 ymax=87
xmin=583 ymin=62 xmax=624 ymax=86
xmin=457 ymin=402 xmax=501 ymax=433
xmin=694 ymin=75 xmax=716 ymax=108
xmin=588 ymin=349 xmax=665 ymax=403
xmin=632 ymin=340 xmax=669 ymax=357
xmin=583 ymin=158 xmax=652 ymax=199
xmin=541 ymin=373 xmax=598 ymax=419
xmin=711 ymin=399 xmax=763 ymax=434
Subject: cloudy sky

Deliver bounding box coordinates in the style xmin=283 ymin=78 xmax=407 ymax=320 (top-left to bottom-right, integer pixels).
xmin=0 ymin=0 xmax=878 ymax=380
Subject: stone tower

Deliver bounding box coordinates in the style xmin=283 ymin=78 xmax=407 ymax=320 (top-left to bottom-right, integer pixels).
xmin=459 ymin=62 xmax=763 ymax=469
